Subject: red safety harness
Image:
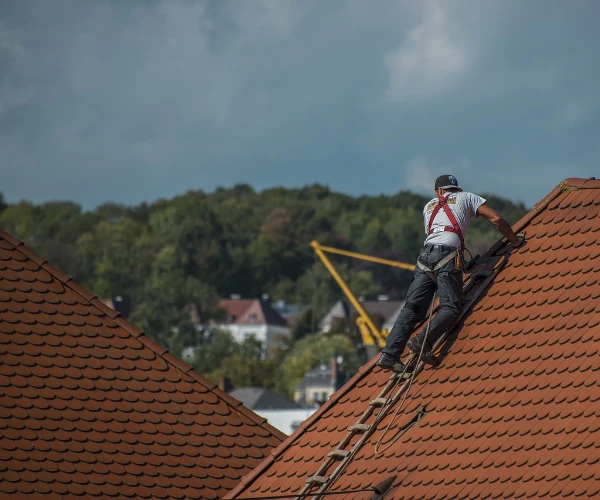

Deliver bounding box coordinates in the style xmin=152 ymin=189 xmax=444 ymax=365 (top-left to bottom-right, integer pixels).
xmin=427 ymin=194 xmax=464 ymax=248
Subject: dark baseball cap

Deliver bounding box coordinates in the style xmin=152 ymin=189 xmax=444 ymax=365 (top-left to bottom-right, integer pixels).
xmin=435 ymin=174 xmax=462 ymax=191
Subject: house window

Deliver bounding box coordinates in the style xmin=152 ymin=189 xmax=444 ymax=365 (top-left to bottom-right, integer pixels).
xmin=228 ymin=315 xmax=236 ymax=323
xmin=322 ymin=392 xmax=328 ymax=402
xmin=291 ymin=421 xmax=301 ymax=433
xmin=249 ymin=313 xmax=257 ymax=322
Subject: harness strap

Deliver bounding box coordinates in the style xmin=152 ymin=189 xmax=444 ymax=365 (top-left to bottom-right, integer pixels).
xmin=417 ymin=250 xmax=457 ymax=283
xmin=427 ymin=194 xmax=465 ymax=247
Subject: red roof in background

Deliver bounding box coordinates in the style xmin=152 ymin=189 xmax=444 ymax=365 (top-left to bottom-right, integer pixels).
xmin=217 ymin=299 xmax=288 ymax=327
xmin=0 ymin=231 xmax=285 ymax=499
xmin=226 ymin=178 xmax=600 ymax=500
xmin=218 ymin=299 xmax=256 ymax=322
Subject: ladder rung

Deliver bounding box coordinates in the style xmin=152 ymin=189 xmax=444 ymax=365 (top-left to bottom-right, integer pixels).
xmin=370 ymin=397 xmax=389 ymax=407
xmin=348 ymin=423 xmax=371 ymax=433
xmin=306 ymin=475 xmax=329 ymax=484
xmin=328 ymin=449 xmax=350 ymax=459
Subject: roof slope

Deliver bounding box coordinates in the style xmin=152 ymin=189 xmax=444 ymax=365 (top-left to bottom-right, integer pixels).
xmin=0 ymin=230 xmax=285 ymax=499
xmin=226 ymin=178 xmax=600 ymax=499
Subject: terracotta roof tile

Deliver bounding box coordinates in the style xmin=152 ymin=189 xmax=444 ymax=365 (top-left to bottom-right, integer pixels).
xmin=226 ymin=178 xmax=600 ymax=499
xmin=0 ymin=229 xmax=285 ymax=498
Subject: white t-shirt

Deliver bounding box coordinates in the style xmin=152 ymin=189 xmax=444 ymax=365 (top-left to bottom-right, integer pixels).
xmin=423 ymin=192 xmax=486 ymax=248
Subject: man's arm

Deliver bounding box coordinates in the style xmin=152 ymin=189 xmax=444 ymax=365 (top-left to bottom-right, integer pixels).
xmin=476 ymin=204 xmax=521 ymax=246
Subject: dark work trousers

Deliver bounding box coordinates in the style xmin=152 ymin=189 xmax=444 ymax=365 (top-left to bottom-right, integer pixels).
xmin=382 ymin=244 xmax=464 ymax=359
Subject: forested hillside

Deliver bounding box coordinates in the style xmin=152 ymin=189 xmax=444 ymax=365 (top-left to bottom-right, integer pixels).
xmin=0 ymin=187 xmax=527 ymax=393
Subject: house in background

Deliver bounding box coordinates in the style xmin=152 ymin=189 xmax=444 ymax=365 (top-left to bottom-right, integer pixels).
xmin=293 ymin=357 xmax=348 ymax=407
xmin=99 ymin=295 xmax=130 ymax=319
xmin=229 ymin=387 xmax=317 ymax=435
xmin=319 ymin=298 xmax=405 ymax=334
xmin=382 ymin=300 xmax=406 ymax=332
xmin=271 ymin=299 xmax=303 ymax=328
xmin=212 ymin=298 xmax=290 ymax=355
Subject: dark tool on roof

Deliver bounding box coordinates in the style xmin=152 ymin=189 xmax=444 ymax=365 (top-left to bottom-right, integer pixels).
xmin=372 ymin=475 xmax=397 ymax=499
xmin=232 ymin=475 xmax=397 ymax=499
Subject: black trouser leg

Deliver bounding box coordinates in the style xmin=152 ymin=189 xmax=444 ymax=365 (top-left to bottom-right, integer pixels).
xmin=416 ymin=269 xmax=463 ymax=347
xmin=382 ymin=269 xmax=436 ymax=359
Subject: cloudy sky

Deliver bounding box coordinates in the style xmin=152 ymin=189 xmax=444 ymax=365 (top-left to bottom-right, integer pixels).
xmin=1 ymin=0 xmax=599 ymax=209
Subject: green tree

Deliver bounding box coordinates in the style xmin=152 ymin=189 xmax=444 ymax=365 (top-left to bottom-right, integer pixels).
xmin=0 ymin=200 xmax=87 ymax=277
xmin=130 ymin=244 xmax=219 ymax=354
xmin=0 ymin=201 xmax=43 ymax=247
xmin=0 ymin=193 xmax=7 ymax=213
xmin=76 ymin=217 xmax=155 ymax=300
xmin=149 ymin=192 xmax=232 ymax=293
xmin=205 ymin=335 xmax=278 ymax=389
xmin=290 ymin=307 xmax=314 ymax=342
xmin=191 ymin=329 xmax=240 ymax=374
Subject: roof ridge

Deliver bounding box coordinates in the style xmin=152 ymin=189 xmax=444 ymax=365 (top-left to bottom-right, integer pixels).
xmin=0 ymin=228 xmax=286 ymax=443
xmin=561 ymin=177 xmax=599 ymax=190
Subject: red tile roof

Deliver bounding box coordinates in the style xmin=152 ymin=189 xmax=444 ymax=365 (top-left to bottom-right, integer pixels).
xmin=218 ymin=299 xmax=256 ymax=322
xmin=0 ymin=230 xmax=285 ymax=499
xmin=217 ymin=299 xmax=287 ymax=327
xmin=226 ymin=178 xmax=600 ymax=499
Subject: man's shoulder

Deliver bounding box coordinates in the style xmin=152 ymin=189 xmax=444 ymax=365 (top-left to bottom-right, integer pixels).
xmin=457 ymin=192 xmax=487 ymax=216
xmin=424 ymin=197 xmax=438 ymax=212
xmin=457 ymin=191 xmax=484 ymax=202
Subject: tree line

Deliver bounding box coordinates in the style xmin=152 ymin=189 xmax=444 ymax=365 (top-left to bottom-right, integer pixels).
xmin=0 ymin=187 xmax=528 ymax=396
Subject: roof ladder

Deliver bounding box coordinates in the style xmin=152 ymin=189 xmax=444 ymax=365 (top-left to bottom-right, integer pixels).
xmin=296 ymin=363 xmax=418 ymax=500
xmin=297 ymin=253 xmax=507 ymax=500
xmin=369 ymin=397 xmax=389 ymax=407
xmin=306 ymin=476 xmax=329 ymax=485
xmin=327 ymin=449 xmax=350 ymax=459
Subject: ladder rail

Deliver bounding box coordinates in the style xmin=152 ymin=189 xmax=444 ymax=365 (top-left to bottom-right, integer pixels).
xmin=309 ymin=357 xmax=423 ymax=499
xmin=298 ymin=370 xmax=404 ymax=496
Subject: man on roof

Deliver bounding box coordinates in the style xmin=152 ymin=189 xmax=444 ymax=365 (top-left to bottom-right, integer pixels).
xmin=377 ymin=174 xmax=524 ymax=374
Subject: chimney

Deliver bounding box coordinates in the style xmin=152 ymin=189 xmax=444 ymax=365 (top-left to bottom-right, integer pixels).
xmin=219 ymin=377 xmax=234 ymax=393
xmin=330 ymin=357 xmax=338 ymax=387
xmin=331 ymin=356 xmax=345 ymax=391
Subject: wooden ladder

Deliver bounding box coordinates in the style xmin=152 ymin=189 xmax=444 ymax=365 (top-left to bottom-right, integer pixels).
xmin=297 ymin=350 xmax=430 ymax=499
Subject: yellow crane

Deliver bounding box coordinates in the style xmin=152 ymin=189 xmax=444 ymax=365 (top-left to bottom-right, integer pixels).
xmin=311 ymin=240 xmax=415 ymax=358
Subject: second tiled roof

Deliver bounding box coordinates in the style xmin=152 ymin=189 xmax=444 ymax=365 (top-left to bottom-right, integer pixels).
xmin=0 ymin=230 xmax=285 ymax=499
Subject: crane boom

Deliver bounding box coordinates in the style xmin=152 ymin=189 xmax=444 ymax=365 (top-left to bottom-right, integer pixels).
xmin=311 ymin=241 xmax=415 ymax=358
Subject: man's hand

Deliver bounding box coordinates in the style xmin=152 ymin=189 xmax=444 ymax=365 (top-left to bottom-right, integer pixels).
xmin=510 ymin=232 xmax=526 ymax=248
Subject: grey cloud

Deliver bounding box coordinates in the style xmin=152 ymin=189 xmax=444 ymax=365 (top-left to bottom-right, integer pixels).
xmin=383 ymin=1 xmax=474 ymax=105
xmin=0 ymin=0 xmax=598 ymax=209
